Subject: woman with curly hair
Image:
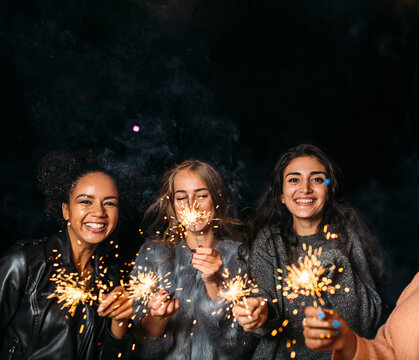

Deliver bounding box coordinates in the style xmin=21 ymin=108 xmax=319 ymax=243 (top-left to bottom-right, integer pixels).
xmin=233 ymin=143 xmax=384 ymax=359
xmin=132 ymin=159 xmax=255 ymax=359
xmin=0 ymin=150 xmax=137 ymax=359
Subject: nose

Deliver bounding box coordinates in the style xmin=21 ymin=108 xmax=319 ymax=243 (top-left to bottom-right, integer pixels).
xmin=300 ymin=179 xmax=312 ymax=194
xmin=186 ymin=193 xmax=196 ymax=208
xmin=91 ymin=202 xmax=106 ymax=217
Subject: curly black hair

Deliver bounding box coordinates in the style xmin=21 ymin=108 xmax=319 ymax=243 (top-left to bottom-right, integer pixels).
xmin=37 ymin=149 xmax=143 ymax=229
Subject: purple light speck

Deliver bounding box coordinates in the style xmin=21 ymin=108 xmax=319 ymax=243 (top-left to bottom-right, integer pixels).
xmin=132 ymin=125 xmax=140 ymax=132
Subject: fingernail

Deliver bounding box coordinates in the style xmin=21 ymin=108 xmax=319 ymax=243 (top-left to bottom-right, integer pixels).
xmin=98 ymin=306 xmax=103 ymax=312
xmin=317 ymin=311 xmax=325 ymax=320
xmin=332 ymin=320 xmax=340 ymax=328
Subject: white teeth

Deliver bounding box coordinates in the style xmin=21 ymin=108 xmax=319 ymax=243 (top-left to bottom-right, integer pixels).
xmin=85 ymin=223 xmax=106 ymax=229
xmin=296 ymin=199 xmax=314 ymax=203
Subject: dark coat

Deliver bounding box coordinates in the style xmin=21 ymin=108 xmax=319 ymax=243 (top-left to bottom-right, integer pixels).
xmin=0 ymin=230 xmax=132 ymax=360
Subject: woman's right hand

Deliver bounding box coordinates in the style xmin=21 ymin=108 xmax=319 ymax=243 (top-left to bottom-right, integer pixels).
xmin=141 ymin=289 xmax=180 ymax=337
xmin=232 ymin=297 xmax=268 ymax=332
xmin=147 ymin=289 xmax=180 ymax=320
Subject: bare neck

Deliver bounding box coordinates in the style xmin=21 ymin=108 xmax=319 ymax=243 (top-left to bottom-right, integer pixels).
xmin=292 ymin=217 xmax=321 ymax=236
xmin=69 ymin=239 xmax=97 ymax=276
xmin=185 ymin=228 xmax=218 ymax=250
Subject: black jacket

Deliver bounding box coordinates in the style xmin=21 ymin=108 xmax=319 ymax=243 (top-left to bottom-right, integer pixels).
xmin=0 ymin=230 xmax=132 ymax=360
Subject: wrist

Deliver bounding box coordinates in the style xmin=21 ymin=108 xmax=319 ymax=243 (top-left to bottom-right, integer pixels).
xmin=336 ymin=330 xmax=357 ymax=360
xmin=201 ymin=272 xmax=220 ymax=284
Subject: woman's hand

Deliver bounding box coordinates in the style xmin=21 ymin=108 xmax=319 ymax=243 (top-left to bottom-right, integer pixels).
xmin=141 ymin=289 xmax=180 ymax=337
xmin=232 ymin=297 xmax=268 ymax=332
xmin=303 ymin=306 xmax=357 ymax=360
xmin=191 ymin=247 xmax=223 ymax=282
xmin=191 ymin=247 xmax=223 ymax=301
xmin=147 ymin=289 xmax=180 ymax=320
xmin=98 ymin=285 xmax=134 ymax=339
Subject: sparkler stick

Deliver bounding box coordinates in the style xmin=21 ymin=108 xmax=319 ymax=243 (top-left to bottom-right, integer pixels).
xmin=186 ymin=195 xmax=200 ymax=248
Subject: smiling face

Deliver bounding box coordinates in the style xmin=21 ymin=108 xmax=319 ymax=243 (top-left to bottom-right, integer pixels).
xmin=281 ymin=156 xmax=328 ymax=233
xmin=173 ymin=169 xmax=214 ymax=233
xmin=62 ymin=172 xmax=119 ymax=249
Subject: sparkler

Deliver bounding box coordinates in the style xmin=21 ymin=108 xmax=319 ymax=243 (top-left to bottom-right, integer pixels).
xmin=219 ymin=269 xmax=259 ymax=305
xmin=47 ymin=270 xmax=97 ymax=317
xmin=176 ymin=197 xmax=210 ymax=247
xmin=128 ymin=269 xmax=162 ymax=304
xmin=281 ymin=244 xmax=338 ymax=307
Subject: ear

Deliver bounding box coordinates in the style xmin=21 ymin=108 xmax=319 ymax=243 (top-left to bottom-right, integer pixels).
xmin=280 ymin=195 xmax=285 ymax=204
xmin=62 ymin=202 xmax=70 ymax=221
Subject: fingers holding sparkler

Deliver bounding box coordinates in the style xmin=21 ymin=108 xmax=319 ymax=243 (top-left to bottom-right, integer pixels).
xmin=141 ymin=289 xmax=180 ymax=337
xmin=147 ymin=289 xmax=180 ymax=320
xmin=98 ymin=285 xmax=133 ymax=320
xmin=232 ymin=297 xmax=268 ymax=332
xmin=191 ymin=247 xmax=223 ymax=283
xmin=302 ymin=306 xmax=356 ymax=356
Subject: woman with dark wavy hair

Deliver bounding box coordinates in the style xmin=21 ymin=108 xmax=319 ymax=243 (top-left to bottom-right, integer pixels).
xmin=233 ymin=144 xmax=384 ymax=359
xmin=132 ymin=159 xmax=254 ymax=359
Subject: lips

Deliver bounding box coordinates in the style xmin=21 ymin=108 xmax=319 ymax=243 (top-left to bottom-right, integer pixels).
xmin=83 ymin=222 xmax=108 ymax=232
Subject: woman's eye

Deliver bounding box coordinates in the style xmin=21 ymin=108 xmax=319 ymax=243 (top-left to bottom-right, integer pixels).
xmin=312 ymin=177 xmax=324 ymax=183
xmin=175 ymin=197 xmax=187 ymax=202
xmin=79 ymin=200 xmax=92 ymax=205
xmin=104 ymin=202 xmax=118 ymax=207
xmin=197 ymin=194 xmax=208 ymax=199
xmin=288 ymin=178 xmax=299 ymax=183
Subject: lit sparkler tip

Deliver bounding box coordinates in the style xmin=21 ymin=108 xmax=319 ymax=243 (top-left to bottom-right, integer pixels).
xmin=129 ymin=270 xmax=161 ymax=303
xmin=219 ymin=271 xmax=258 ymax=305
xmin=48 ymin=271 xmax=96 ymax=317
xmin=283 ymin=246 xmax=338 ymax=305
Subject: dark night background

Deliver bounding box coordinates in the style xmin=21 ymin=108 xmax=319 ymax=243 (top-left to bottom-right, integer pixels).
xmin=1 ymin=0 xmax=418 ymax=316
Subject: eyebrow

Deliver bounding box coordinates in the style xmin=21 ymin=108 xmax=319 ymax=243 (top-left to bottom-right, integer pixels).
xmin=174 ymin=188 xmax=209 ymax=194
xmin=285 ymin=171 xmax=327 ymax=177
xmin=75 ymin=194 xmax=119 ymax=200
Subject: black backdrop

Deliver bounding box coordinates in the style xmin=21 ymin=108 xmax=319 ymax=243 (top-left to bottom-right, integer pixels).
xmin=1 ymin=0 xmax=418 ymax=312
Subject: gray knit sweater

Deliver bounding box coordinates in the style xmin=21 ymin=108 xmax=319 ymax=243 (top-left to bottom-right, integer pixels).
xmin=248 ymin=227 xmax=382 ymax=360
xmin=132 ymin=239 xmax=256 ymax=360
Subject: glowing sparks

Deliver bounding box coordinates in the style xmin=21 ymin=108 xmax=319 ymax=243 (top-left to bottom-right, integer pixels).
xmin=47 ymin=270 xmax=96 ymax=317
xmin=219 ymin=269 xmax=259 ymax=305
xmin=176 ymin=201 xmax=210 ymax=229
xmin=129 ymin=270 xmax=161 ymax=304
xmin=282 ymin=245 xmax=337 ymax=307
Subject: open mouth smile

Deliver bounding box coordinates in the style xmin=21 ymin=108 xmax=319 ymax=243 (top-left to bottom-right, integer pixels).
xmin=84 ymin=222 xmax=108 ymax=232
xmin=295 ymin=199 xmax=315 ymax=204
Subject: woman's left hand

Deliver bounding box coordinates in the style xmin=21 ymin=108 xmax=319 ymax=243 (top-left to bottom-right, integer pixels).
xmin=191 ymin=247 xmax=223 ymax=283
xmin=303 ymin=306 xmax=357 ymax=359
xmin=98 ymin=285 xmax=134 ymax=338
